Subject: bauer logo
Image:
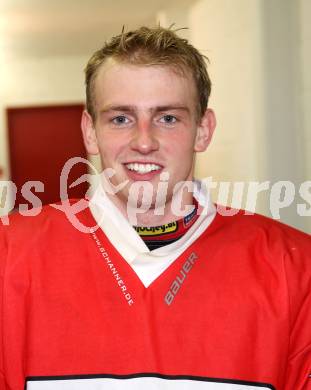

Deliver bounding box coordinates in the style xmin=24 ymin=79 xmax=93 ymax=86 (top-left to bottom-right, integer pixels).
xmin=26 ymin=373 xmax=275 ymax=390
xmin=164 ymin=252 xmax=199 ymax=306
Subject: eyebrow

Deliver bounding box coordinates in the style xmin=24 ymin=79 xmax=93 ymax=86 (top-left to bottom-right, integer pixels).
xmin=100 ymin=105 xmax=190 ymax=114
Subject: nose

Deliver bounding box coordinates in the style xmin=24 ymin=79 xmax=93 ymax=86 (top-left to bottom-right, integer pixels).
xmin=129 ymin=119 xmax=159 ymax=154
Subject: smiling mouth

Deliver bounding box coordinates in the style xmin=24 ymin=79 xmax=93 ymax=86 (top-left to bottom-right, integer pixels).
xmin=125 ymin=163 xmax=162 ymax=174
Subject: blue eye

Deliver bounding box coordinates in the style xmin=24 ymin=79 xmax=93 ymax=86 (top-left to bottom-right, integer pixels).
xmin=160 ymin=115 xmax=177 ymax=124
xmin=112 ymin=116 xmax=130 ymax=125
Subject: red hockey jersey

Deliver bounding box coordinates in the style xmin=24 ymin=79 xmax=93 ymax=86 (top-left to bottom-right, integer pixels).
xmin=0 ymin=204 xmax=310 ymax=390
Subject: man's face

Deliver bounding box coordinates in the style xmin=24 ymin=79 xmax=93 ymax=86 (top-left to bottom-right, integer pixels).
xmin=82 ymin=58 xmax=215 ymax=213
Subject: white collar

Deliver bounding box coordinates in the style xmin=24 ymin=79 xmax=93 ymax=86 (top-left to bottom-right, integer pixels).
xmin=89 ymin=180 xmax=216 ymax=286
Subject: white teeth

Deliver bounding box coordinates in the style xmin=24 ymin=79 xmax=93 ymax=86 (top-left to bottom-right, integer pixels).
xmin=126 ymin=163 xmax=161 ymax=174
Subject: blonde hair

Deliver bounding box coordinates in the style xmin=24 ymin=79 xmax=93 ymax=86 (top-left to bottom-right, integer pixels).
xmin=85 ymin=26 xmax=211 ymax=120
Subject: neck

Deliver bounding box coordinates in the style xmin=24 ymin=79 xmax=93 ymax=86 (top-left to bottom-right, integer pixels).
xmin=106 ymin=187 xmax=195 ymax=227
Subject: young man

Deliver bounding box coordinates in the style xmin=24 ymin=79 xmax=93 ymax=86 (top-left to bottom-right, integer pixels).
xmin=0 ymin=27 xmax=310 ymax=390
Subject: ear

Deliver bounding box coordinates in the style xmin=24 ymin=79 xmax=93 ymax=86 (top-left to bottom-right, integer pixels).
xmin=81 ymin=110 xmax=99 ymax=155
xmin=194 ymin=108 xmax=216 ymax=152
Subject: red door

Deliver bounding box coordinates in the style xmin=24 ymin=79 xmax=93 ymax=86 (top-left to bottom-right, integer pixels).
xmin=7 ymin=104 xmax=89 ymax=209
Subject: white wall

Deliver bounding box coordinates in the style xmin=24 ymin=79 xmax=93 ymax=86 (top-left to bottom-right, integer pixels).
xmin=189 ymin=0 xmax=264 ymax=183
xmin=187 ymin=0 xmax=309 ymax=232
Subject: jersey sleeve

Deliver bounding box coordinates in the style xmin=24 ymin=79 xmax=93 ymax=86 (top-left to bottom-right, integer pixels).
xmin=283 ymin=229 xmax=311 ymax=390
xmin=0 ymin=221 xmax=7 ymax=389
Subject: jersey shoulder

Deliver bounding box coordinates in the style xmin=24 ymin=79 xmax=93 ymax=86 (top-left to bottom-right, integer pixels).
xmin=0 ymin=198 xmax=93 ymax=242
xmin=211 ymin=207 xmax=311 ymax=256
